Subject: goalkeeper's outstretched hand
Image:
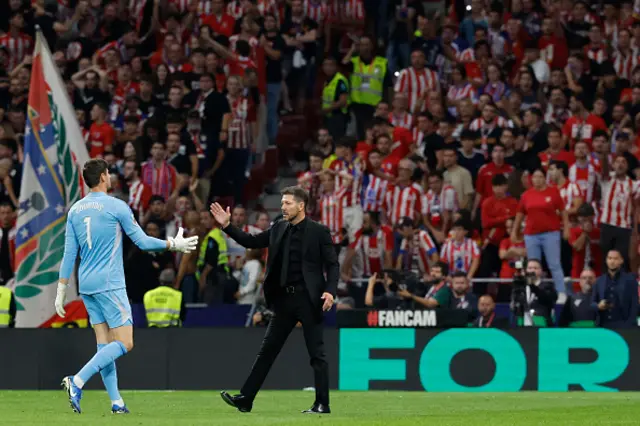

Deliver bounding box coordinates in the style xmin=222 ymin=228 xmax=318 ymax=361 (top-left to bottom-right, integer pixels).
xmin=168 ymin=227 xmax=198 ymax=253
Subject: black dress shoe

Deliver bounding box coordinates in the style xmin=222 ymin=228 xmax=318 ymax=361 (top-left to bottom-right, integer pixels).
xmin=220 ymin=391 xmax=253 ymax=413
xmin=302 ymin=403 xmax=331 ymax=414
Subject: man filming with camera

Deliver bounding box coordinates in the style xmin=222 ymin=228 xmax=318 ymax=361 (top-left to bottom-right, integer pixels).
xmin=395 ymin=262 xmax=451 ymax=309
xmin=511 ymin=259 xmax=558 ymax=327
xmin=364 ymin=270 xmax=415 ymax=310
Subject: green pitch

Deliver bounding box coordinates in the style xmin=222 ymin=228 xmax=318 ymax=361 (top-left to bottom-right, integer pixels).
xmin=2 ymin=390 xmax=640 ymax=425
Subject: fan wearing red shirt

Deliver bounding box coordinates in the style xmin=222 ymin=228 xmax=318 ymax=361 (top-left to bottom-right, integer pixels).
xmin=88 ymin=103 xmax=115 ymax=158
xmin=538 ymin=126 xmax=576 ymax=171
xmin=569 ymin=204 xmax=602 ymax=288
xmin=473 ymin=144 xmax=514 ymax=218
xmin=512 ymin=168 xmax=570 ymax=294
xmin=341 ymin=211 xmax=394 ymax=281
xmin=480 ymin=174 xmax=518 ymax=276
xmin=202 ymin=0 xmax=236 ymax=38
xmin=371 ymin=117 xmax=414 ymax=161
xmin=562 ymin=94 xmax=607 ymax=150
xmin=538 ymin=17 xmax=569 ymax=69
xmin=375 ymin=133 xmax=401 ymax=178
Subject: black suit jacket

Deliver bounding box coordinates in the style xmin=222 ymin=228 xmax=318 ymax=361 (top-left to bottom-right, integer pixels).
xmin=591 ymin=272 xmax=639 ymax=328
xmin=223 ymin=219 xmax=339 ymax=311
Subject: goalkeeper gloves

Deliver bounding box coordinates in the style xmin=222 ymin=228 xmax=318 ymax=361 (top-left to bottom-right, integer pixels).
xmin=55 ymin=282 xmax=67 ymax=318
xmin=168 ymin=227 xmax=199 ymax=253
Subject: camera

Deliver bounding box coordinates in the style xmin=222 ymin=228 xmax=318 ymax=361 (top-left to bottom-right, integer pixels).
xmin=380 ymin=269 xmax=425 ymax=295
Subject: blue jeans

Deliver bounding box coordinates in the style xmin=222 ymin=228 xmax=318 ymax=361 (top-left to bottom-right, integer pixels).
xmin=386 ymin=41 xmax=410 ymax=76
xmin=266 ymin=82 xmax=281 ymax=146
xmin=524 ymin=231 xmax=566 ymax=293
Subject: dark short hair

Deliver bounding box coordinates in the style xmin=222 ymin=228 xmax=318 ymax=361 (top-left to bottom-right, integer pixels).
xmin=336 ymin=136 xmax=357 ymax=151
xmin=0 ymin=138 xmax=17 ymax=153
xmin=309 ymin=148 xmax=325 ymax=159
xmin=280 ymin=186 xmax=309 ymax=206
xmin=82 ymin=159 xmax=109 ymax=188
xmin=366 ymin=211 xmax=381 ymax=225
xmin=124 ymin=158 xmax=141 ymax=174
xmin=492 ymin=174 xmax=508 ymax=186
xmin=432 ymin=261 xmax=449 ymax=276
xmin=577 ymin=202 xmax=595 ymax=217
xmin=451 ymin=271 xmax=468 ymax=280
xmin=429 ymin=169 xmax=444 ymax=181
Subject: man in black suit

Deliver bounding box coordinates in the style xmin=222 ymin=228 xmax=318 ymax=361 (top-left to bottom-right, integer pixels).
xmin=210 ymin=186 xmax=338 ymax=414
xmin=591 ymin=249 xmax=639 ymax=328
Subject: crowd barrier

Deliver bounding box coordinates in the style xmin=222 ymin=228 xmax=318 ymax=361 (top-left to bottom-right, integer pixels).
xmin=1 ymin=328 xmax=638 ymax=391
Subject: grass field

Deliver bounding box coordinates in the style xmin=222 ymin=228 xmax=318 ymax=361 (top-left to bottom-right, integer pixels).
xmin=2 ymin=390 xmax=640 ymax=425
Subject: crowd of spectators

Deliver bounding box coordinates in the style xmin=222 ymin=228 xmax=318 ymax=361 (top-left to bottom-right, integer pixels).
xmin=1 ymin=0 xmax=640 ymax=326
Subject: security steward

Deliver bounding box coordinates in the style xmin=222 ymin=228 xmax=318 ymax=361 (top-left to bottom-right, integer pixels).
xmin=0 ymin=285 xmax=16 ymax=328
xmin=321 ymin=57 xmax=350 ymax=141
xmin=144 ymin=269 xmax=186 ymax=327
xmin=342 ymin=34 xmax=391 ymax=139
xmin=559 ymin=269 xmax=596 ymax=327
xmin=197 ymin=211 xmax=231 ymax=305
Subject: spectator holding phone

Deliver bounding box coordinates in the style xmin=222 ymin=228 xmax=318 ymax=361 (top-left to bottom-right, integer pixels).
xmin=591 ymin=249 xmax=639 ymax=328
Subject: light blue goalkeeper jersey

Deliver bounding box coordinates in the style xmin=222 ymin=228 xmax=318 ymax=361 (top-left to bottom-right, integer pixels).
xmin=59 ymin=191 xmax=167 ymax=295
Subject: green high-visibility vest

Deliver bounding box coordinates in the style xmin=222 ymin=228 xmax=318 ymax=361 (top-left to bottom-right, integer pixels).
xmin=0 ymin=286 xmax=13 ymax=327
xmin=144 ymin=286 xmax=183 ymax=327
xmin=569 ymin=320 xmax=595 ymax=327
xmin=196 ymin=228 xmax=229 ymax=280
xmin=349 ymin=56 xmax=387 ymax=106
xmin=322 ymin=72 xmax=349 ymax=116
xmin=516 ymin=315 xmax=548 ymax=327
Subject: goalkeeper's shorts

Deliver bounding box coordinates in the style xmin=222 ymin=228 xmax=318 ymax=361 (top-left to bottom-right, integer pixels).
xmin=81 ymin=289 xmax=133 ymax=329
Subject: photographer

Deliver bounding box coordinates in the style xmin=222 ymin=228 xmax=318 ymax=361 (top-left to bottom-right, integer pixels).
xmin=396 ymin=262 xmax=451 ymax=309
xmin=511 ymin=259 xmax=558 ymax=327
xmin=364 ymin=271 xmax=413 ymax=310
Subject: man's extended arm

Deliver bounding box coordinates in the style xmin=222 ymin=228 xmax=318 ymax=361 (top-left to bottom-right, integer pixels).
xmin=59 ymin=217 xmax=80 ymax=282
xmin=223 ymin=224 xmax=271 ymax=249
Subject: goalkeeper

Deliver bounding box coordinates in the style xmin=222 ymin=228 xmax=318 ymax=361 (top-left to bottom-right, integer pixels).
xmin=56 ymin=159 xmax=198 ymax=414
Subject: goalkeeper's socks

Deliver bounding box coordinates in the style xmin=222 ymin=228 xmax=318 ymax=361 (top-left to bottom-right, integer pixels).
xmin=97 ymin=343 xmax=123 ymax=403
xmin=74 ymin=341 xmax=128 ymax=389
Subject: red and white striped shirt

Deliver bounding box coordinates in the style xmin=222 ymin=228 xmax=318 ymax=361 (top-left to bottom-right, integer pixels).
xmin=600 ymin=176 xmax=640 ymax=229
xmin=422 ymin=185 xmax=458 ymax=229
xmin=329 ymin=157 xmax=365 ymax=208
xmin=398 ymin=230 xmax=438 ymax=274
xmin=413 ymin=128 xmax=425 ymax=153
xmin=320 ymin=187 xmax=348 ymax=243
xmin=469 ymin=116 xmax=510 ymax=133
xmin=0 ymin=33 xmax=33 ymax=71
xmin=394 ymin=67 xmax=440 ymax=113
xmin=447 ymin=83 xmax=478 ymax=105
xmin=384 ymin=184 xmax=423 ymax=226
xmin=168 ymin=0 xmax=190 ymax=13
xmin=349 ymin=225 xmax=394 ymax=276
xmin=128 ymin=180 xmax=153 ymax=217
xmin=226 ymin=0 xmax=247 ymax=19
xmin=141 ymin=161 xmax=178 ymax=201
xmin=584 ymin=43 xmax=608 ymax=65
xmin=227 ymin=95 xmax=257 ymax=149
xmin=388 ymin=112 xmax=413 ymax=130
xmin=613 ymin=48 xmax=640 ymax=80
xmin=257 ymin=0 xmax=277 ymax=16
xmin=362 ymin=174 xmax=389 ymax=212
xmin=569 ymin=161 xmax=598 ymax=203
xmin=327 ymin=0 xmax=365 ymax=21
xmin=304 ymin=0 xmax=329 ymax=23
xmin=457 ymin=47 xmax=475 ymax=63
xmin=558 ymin=180 xmax=583 ymax=212
xmin=440 ymin=238 xmax=480 ymax=274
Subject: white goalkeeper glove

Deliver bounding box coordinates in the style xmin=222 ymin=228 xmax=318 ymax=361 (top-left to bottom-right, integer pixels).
xmin=168 ymin=227 xmax=199 ymax=253
xmin=55 ymin=282 xmax=67 ymax=318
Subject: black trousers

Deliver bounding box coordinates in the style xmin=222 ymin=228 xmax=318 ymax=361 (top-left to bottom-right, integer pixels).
xmin=241 ymin=284 xmax=329 ymax=405
xmin=600 ymin=223 xmax=631 ymax=270
xmin=350 ymin=103 xmax=375 ymax=140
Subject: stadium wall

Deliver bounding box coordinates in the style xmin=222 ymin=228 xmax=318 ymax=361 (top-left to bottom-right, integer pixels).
xmin=1 ymin=328 xmax=638 ymax=391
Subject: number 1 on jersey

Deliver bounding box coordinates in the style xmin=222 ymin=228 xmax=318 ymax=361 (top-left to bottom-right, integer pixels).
xmin=84 ymin=217 xmax=92 ymax=249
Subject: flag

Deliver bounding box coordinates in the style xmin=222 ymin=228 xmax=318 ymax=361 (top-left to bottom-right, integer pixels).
xmin=12 ymin=30 xmax=90 ymax=328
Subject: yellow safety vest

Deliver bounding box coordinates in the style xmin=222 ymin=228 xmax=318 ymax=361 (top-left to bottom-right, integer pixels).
xmin=322 ymin=72 xmax=349 ymax=116
xmin=349 ymin=56 xmax=387 ymax=106
xmin=196 ymin=228 xmax=229 ymax=280
xmin=0 ymin=286 xmax=12 ymax=327
xmin=144 ymin=286 xmax=183 ymax=327
xmin=323 ymin=153 xmax=337 ymax=170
